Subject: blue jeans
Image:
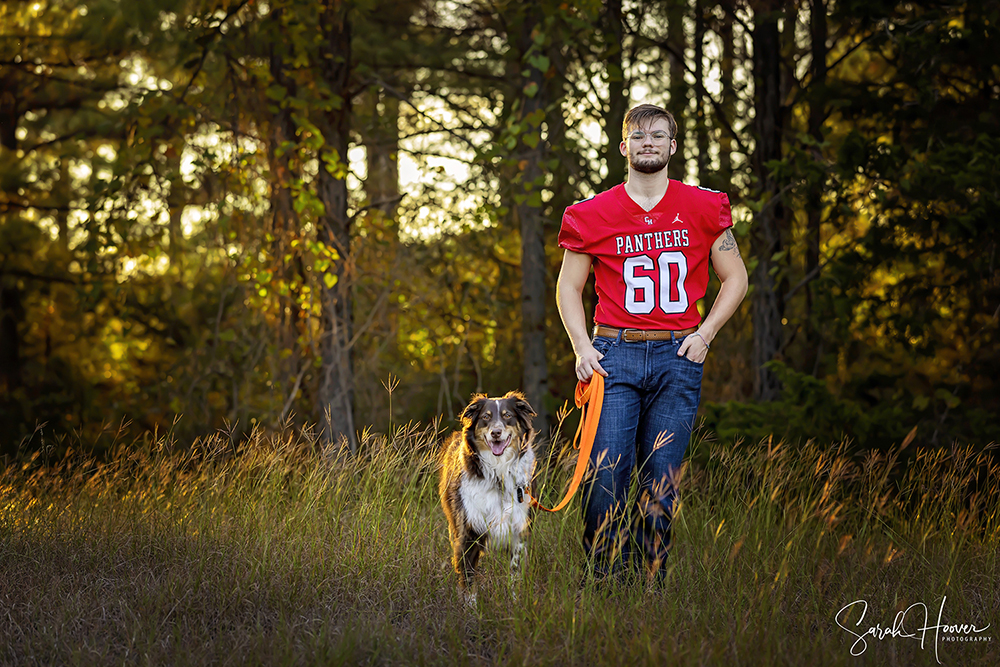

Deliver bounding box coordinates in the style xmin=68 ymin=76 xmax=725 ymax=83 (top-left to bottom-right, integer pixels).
xmin=582 ymin=329 xmax=704 ymax=576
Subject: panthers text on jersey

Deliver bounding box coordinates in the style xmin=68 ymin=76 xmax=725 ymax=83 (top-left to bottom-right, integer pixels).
xmin=559 ymin=181 xmax=732 ymax=331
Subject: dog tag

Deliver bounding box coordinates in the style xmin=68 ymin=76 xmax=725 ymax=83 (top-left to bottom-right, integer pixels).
xmin=517 ymin=487 xmax=524 ymax=503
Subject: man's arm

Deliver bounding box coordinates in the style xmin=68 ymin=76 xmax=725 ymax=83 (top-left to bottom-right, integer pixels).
xmin=677 ymin=227 xmax=749 ymax=363
xmin=556 ymin=249 xmax=607 ymax=381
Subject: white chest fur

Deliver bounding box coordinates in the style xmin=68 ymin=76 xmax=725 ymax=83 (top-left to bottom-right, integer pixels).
xmin=459 ymin=448 xmax=534 ymax=548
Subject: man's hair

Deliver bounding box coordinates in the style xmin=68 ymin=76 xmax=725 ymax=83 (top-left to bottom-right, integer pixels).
xmin=622 ymin=104 xmax=677 ymax=141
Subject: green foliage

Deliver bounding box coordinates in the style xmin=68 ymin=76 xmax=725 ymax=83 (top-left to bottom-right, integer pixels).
xmin=703 ymin=361 xmax=889 ymax=449
xmin=705 ymin=358 xmax=1000 ymax=450
xmin=2 ymin=0 xmax=998 ymax=452
xmin=814 ymin=3 xmax=1000 ymax=446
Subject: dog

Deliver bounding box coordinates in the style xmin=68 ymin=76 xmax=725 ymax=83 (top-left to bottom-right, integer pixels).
xmin=439 ymin=391 xmax=537 ymax=605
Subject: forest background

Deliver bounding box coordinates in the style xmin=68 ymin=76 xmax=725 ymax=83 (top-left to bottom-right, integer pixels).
xmin=1 ymin=0 xmax=998 ymax=456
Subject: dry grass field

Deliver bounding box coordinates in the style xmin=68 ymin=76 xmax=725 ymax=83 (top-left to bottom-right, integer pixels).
xmin=2 ymin=420 xmax=998 ymax=666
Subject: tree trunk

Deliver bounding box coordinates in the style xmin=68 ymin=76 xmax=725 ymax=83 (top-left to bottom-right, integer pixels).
xmin=266 ymin=15 xmax=305 ymax=421
xmin=361 ymin=89 xmax=400 ymax=216
xmin=717 ymin=5 xmax=736 ymax=193
xmin=267 ymin=23 xmax=299 ymax=242
xmin=805 ymin=0 xmax=828 ymax=375
xmin=601 ymin=0 xmax=627 ymax=191
xmin=0 ymin=76 xmax=17 ymax=151
xmin=694 ymin=0 xmax=709 ymax=179
xmin=750 ymin=1 xmax=786 ymax=401
xmin=515 ymin=16 xmax=551 ymax=438
xmin=56 ymin=158 xmax=71 ymax=253
xmin=716 ymin=5 xmax=736 ymax=197
xmin=0 ymin=286 xmax=22 ymax=392
xmin=518 ymin=199 xmax=550 ymax=437
xmin=315 ymin=0 xmax=357 ymax=450
xmin=666 ymin=0 xmax=688 ymax=181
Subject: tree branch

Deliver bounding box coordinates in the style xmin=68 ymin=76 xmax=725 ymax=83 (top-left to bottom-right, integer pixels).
xmin=0 ymin=201 xmax=88 ymax=213
xmin=369 ymin=76 xmax=481 ymax=153
xmin=0 ymin=268 xmax=79 ymax=285
xmin=631 ymin=33 xmax=751 ymax=157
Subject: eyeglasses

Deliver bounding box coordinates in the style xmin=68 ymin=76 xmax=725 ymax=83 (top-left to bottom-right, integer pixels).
xmin=627 ymin=130 xmax=672 ymax=143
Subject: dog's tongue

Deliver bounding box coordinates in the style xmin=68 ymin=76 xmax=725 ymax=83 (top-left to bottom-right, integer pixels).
xmin=490 ymin=436 xmax=510 ymax=456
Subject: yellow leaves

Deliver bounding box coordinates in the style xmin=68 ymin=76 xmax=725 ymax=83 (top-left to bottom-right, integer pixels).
xmin=836 ymin=534 xmax=854 ymax=556
xmin=899 ymin=425 xmax=918 ymax=451
xmin=728 ymin=536 xmax=744 ymax=563
xmin=708 ymin=517 xmax=725 ymax=542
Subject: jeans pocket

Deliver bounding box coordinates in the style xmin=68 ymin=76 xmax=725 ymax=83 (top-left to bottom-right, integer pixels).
xmin=592 ymin=336 xmax=615 ymax=356
xmin=678 ymin=354 xmax=706 ymax=384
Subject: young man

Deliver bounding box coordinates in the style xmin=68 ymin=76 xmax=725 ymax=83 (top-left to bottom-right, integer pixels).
xmin=556 ymin=103 xmax=748 ymax=580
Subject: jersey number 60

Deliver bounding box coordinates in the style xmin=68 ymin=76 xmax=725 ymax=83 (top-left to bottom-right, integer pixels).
xmin=623 ymin=252 xmax=689 ymax=315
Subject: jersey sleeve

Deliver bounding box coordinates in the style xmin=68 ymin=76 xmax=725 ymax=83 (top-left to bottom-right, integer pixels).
xmin=715 ymin=192 xmax=733 ymax=233
xmin=558 ymin=206 xmax=586 ymax=252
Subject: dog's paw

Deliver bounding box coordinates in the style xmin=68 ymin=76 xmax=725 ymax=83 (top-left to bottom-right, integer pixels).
xmin=463 ymin=588 xmax=478 ymax=609
xmin=508 ymin=568 xmax=525 ymax=601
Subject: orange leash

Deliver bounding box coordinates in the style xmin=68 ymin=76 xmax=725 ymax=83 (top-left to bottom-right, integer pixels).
xmin=529 ymin=373 xmax=604 ymax=513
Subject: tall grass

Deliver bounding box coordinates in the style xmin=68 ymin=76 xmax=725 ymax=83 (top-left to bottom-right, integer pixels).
xmin=1 ymin=420 xmax=998 ymax=666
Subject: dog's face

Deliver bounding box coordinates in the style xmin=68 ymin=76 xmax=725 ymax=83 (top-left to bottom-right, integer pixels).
xmin=461 ymin=392 xmax=536 ymax=457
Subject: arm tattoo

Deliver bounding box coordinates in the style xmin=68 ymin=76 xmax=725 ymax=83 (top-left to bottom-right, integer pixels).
xmin=719 ymin=229 xmax=740 ymax=257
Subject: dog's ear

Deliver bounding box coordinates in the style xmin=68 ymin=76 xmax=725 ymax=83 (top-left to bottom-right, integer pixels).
xmin=511 ymin=394 xmax=536 ymax=430
xmin=460 ymin=394 xmax=487 ymax=426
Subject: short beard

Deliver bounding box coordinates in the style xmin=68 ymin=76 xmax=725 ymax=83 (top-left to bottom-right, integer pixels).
xmin=629 ymin=155 xmax=669 ymax=174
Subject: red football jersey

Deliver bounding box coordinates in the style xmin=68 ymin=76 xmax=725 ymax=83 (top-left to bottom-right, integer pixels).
xmin=559 ymin=181 xmax=732 ymax=330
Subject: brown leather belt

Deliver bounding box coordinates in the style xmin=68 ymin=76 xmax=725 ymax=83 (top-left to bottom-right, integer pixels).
xmin=594 ymin=325 xmax=698 ymax=342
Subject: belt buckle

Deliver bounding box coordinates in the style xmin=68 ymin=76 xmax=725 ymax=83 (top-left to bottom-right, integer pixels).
xmin=623 ymin=328 xmax=643 ymax=342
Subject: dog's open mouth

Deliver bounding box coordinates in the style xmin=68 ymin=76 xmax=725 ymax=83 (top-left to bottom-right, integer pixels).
xmin=489 ymin=434 xmax=512 ymax=456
